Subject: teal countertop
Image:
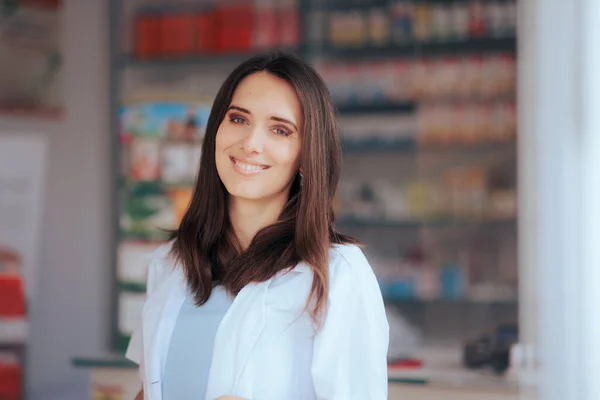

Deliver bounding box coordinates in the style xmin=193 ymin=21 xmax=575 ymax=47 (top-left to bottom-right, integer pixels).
xmin=72 ymin=354 xmax=430 ymax=385
xmin=72 ymin=354 xmax=136 ymax=369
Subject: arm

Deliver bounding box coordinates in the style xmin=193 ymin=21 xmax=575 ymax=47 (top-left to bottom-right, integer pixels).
xmin=311 ymin=249 xmax=390 ymax=400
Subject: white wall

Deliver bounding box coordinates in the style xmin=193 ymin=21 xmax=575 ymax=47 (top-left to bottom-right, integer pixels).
xmin=519 ymin=0 xmax=600 ymax=399
xmin=0 ymin=1 xmax=111 ymax=398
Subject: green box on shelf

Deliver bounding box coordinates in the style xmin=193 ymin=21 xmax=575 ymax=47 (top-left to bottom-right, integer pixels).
xmin=120 ymin=181 xmax=175 ymax=238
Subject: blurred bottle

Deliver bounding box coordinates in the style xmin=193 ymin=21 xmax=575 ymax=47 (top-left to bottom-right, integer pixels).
xmin=277 ymin=0 xmax=300 ymax=48
xmin=160 ymin=10 xmax=196 ymax=56
xmin=196 ymin=4 xmax=217 ymax=53
xmin=390 ymin=0 xmax=413 ymax=44
xmin=134 ymin=9 xmax=162 ymax=58
xmin=367 ymin=6 xmax=390 ymax=47
xmin=430 ymin=2 xmax=452 ymax=42
xmin=485 ymin=0 xmax=505 ymax=37
xmin=329 ymin=9 xmax=367 ymax=48
xmin=306 ymin=5 xmax=326 ymax=47
xmin=413 ymin=2 xmax=431 ymax=42
xmin=253 ymin=0 xmax=278 ymax=50
xmin=451 ymin=1 xmax=470 ymax=40
xmin=468 ymin=0 xmax=487 ymax=38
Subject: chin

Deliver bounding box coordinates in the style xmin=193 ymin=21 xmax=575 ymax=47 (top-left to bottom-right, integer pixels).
xmin=224 ymin=181 xmax=270 ymax=202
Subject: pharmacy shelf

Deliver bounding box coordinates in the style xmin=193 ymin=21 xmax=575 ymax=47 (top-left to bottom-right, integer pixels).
xmin=117 ymin=53 xmax=258 ymax=69
xmin=324 ymin=37 xmax=517 ymax=60
xmin=119 ymin=230 xmax=171 ymax=241
xmin=341 ymin=137 xmax=516 ymax=154
xmin=342 ymin=137 xmax=417 ymax=153
xmin=336 ymin=216 xmax=516 ymax=229
xmin=72 ymin=354 xmax=137 ymax=369
xmin=117 ymin=47 xmax=304 ymax=70
xmin=117 ymin=282 xmax=517 ymax=306
xmin=336 ymin=101 xmax=416 ymax=115
xmin=117 ymin=281 xmax=146 ymax=293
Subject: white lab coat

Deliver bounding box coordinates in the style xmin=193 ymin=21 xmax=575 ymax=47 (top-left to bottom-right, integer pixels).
xmin=125 ymin=242 xmax=390 ymax=400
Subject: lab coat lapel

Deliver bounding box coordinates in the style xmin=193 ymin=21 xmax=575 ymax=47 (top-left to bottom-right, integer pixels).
xmin=142 ymin=265 xmax=187 ymax=400
xmin=205 ymin=279 xmax=271 ymax=398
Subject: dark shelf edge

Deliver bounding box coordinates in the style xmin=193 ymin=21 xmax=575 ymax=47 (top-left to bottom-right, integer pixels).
xmin=324 ymin=37 xmax=517 ymax=60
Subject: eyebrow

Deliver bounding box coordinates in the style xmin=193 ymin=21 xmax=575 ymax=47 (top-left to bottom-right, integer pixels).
xmin=227 ymin=105 xmax=298 ymax=132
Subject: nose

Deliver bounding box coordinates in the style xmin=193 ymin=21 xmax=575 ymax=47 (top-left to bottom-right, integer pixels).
xmin=240 ymin=125 xmax=264 ymax=154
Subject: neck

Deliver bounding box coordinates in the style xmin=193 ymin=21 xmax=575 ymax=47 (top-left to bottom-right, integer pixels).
xmin=229 ymin=195 xmax=288 ymax=250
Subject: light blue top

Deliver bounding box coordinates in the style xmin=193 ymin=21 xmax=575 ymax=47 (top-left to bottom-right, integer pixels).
xmin=162 ymin=285 xmax=234 ymax=400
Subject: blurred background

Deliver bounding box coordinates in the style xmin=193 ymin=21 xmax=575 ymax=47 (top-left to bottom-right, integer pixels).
xmin=0 ymin=0 xmax=598 ymax=399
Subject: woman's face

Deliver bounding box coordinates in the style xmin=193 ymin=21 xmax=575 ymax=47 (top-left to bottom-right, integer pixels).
xmin=215 ymin=71 xmax=303 ymax=205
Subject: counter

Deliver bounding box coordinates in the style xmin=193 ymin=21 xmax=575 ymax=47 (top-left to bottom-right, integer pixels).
xmin=73 ymin=348 xmax=537 ymax=400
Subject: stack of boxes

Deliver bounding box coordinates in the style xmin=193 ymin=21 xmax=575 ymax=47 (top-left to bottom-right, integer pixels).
xmin=0 ymin=275 xmax=26 ymax=400
xmin=133 ymin=0 xmax=300 ymax=59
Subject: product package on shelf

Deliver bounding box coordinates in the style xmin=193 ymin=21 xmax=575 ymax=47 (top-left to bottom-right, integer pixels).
xmin=120 ymin=182 xmax=175 ymax=241
xmin=417 ymin=100 xmax=516 ymax=146
xmin=390 ymin=1 xmax=414 ymax=44
xmin=119 ymin=99 xmax=206 ymax=243
xmin=131 ymin=0 xmax=300 ymax=58
xmin=0 ymin=275 xmax=26 ymax=321
xmin=161 ymin=142 xmax=200 ymax=185
xmin=327 ymin=0 xmax=517 ymax=50
xmin=118 ymin=292 xmax=146 ymax=338
xmin=0 ymin=274 xmax=26 ymax=399
xmin=129 ymin=138 xmax=161 ymax=182
xmin=120 ymin=101 xmax=210 ymax=142
xmin=0 ymin=354 xmax=21 ymax=400
xmin=0 ymin=248 xmax=20 ymax=276
xmin=277 ymin=0 xmax=300 ymax=48
xmin=337 ymin=159 xmax=516 ymax=224
xmin=117 ymin=241 xmax=164 ymax=288
xmin=315 ymin=53 xmax=516 ymax=112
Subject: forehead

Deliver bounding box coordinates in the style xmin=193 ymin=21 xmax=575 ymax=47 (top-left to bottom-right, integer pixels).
xmin=231 ymin=71 xmax=302 ymax=122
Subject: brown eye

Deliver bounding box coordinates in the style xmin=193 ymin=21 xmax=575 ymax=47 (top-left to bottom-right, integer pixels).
xmin=273 ymin=127 xmax=291 ymax=136
xmin=229 ymin=114 xmax=247 ymax=125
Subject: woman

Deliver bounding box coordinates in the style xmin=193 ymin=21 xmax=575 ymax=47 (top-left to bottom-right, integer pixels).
xmin=127 ymin=52 xmax=389 ymax=400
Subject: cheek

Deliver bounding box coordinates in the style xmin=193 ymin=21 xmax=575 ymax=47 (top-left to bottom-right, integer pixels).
xmin=216 ymin=122 xmax=243 ymax=151
xmin=215 ymin=126 xmax=229 ymax=151
xmin=271 ymin=142 xmax=301 ymax=170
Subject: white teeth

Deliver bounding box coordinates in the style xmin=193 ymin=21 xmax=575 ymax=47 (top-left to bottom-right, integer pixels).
xmin=235 ymin=159 xmax=264 ymax=172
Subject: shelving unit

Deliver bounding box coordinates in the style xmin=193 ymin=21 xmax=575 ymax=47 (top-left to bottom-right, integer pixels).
xmin=109 ymin=0 xmax=519 ymax=354
xmin=323 ymin=36 xmax=517 ymax=59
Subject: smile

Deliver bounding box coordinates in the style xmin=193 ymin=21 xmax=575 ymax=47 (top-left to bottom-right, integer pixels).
xmin=230 ymin=156 xmax=270 ymax=175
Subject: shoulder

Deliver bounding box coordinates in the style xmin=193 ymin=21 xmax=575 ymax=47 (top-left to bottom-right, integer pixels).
xmin=328 ymin=244 xmax=378 ymax=293
xmin=148 ymin=239 xmax=174 ymax=261
xmin=329 ymin=243 xmax=373 ymax=276
xmin=145 ymin=240 xmax=178 ymax=291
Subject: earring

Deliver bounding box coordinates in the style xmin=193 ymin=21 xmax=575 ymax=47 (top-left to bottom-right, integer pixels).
xmin=299 ymin=172 xmax=303 ymax=186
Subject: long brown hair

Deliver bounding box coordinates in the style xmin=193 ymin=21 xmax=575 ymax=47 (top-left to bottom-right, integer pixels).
xmin=170 ymin=52 xmax=358 ymax=324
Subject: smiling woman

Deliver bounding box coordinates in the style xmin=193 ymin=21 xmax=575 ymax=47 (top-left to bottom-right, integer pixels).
xmin=125 ymin=52 xmax=389 ymax=400
xmin=215 ymin=71 xmax=303 ymax=246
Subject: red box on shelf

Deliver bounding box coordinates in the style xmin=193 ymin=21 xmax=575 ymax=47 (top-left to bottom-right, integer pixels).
xmin=253 ymin=3 xmax=278 ymax=50
xmin=0 ymin=363 xmax=21 ymax=400
xmin=0 ymin=276 xmax=25 ymax=317
xmin=278 ymin=4 xmax=300 ymax=47
xmin=134 ymin=14 xmax=162 ymax=58
xmin=196 ymin=10 xmax=217 ymax=53
xmin=231 ymin=3 xmax=254 ymax=52
xmin=160 ymin=14 xmax=196 ymax=56
xmin=216 ymin=3 xmax=253 ymax=53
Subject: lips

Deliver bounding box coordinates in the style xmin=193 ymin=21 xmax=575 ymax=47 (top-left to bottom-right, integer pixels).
xmin=230 ymin=156 xmax=270 ymax=174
